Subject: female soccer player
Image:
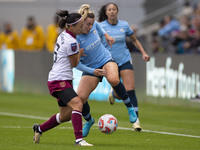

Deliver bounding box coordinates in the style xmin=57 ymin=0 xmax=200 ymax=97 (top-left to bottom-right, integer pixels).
xmin=75 ymin=4 xmax=137 ymax=137
xmin=32 ymin=10 xmax=93 ymax=146
xmin=98 ymin=3 xmax=150 ymax=131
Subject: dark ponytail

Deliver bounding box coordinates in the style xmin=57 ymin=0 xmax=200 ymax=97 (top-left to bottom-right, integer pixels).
xmin=98 ymin=5 xmax=107 ymax=22
xmin=56 ymin=10 xmax=82 ymax=29
xmin=98 ymin=3 xmax=119 ymax=22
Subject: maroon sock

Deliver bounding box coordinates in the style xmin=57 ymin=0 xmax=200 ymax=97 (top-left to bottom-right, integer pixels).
xmin=71 ymin=110 xmax=83 ymax=140
xmin=40 ymin=114 xmax=60 ymax=132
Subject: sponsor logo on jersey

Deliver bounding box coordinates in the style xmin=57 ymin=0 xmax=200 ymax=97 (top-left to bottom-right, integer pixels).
xmin=71 ymin=43 xmax=77 ymax=52
xmin=82 ymin=40 xmax=86 ymax=44
xmin=120 ymin=28 xmax=124 ymax=32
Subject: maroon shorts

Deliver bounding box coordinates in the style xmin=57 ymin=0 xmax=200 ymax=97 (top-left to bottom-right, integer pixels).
xmin=47 ymin=80 xmax=77 ymax=106
xmin=47 ymin=80 xmax=73 ymax=95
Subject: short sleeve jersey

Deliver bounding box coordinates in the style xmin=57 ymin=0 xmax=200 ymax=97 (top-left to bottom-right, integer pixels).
xmin=48 ymin=30 xmax=79 ymax=81
xmin=76 ymin=21 xmax=112 ymax=69
xmin=100 ymin=20 xmax=134 ymax=66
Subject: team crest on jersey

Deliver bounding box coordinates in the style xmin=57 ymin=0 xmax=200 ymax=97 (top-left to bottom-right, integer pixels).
xmin=93 ymin=30 xmax=96 ymax=34
xmin=59 ymin=81 xmax=66 ymax=88
xmin=71 ymin=43 xmax=77 ymax=52
xmin=120 ymin=28 xmax=124 ymax=32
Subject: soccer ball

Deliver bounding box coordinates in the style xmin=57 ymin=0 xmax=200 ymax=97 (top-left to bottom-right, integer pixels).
xmin=98 ymin=114 xmax=118 ymax=134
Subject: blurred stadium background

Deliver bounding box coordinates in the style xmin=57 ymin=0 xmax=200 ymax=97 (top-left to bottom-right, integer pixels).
xmin=0 ymin=0 xmax=199 ymax=101
xmin=0 ymin=0 xmax=200 ymax=149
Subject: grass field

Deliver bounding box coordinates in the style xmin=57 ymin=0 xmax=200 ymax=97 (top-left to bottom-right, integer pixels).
xmin=0 ymin=92 xmax=200 ymax=150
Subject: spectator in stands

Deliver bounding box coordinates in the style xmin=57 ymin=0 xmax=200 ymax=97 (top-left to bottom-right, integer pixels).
xmin=185 ymin=16 xmax=200 ymax=53
xmin=0 ymin=22 xmax=19 ymax=50
xmin=193 ymin=3 xmax=200 ymax=17
xmin=151 ymin=39 xmax=164 ymax=54
xmin=20 ymin=16 xmax=45 ymax=51
xmin=158 ymin=15 xmax=180 ymax=37
xmin=182 ymin=1 xmax=193 ymax=17
xmin=172 ymin=29 xmax=192 ymax=54
xmin=179 ymin=15 xmax=191 ymax=32
xmin=46 ymin=15 xmax=60 ymax=53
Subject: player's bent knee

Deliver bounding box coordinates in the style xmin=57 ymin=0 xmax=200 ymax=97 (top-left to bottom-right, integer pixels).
xmin=70 ymin=97 xmax=83 ymax=112
xmin=109 ymin=78 xmax=120 ymax=87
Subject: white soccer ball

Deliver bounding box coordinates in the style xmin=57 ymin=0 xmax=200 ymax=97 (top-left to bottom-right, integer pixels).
xmin=98 ymin=114 xmax=118 ymax=134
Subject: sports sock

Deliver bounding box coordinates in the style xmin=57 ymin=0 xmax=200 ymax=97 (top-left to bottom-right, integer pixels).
xmin=112 ymin=82 xmax=132 ymax=108
xmin=71 ymin=110 xmax=83 ymax=141
xmin=127 ymin=90 xmax=139 ymax=117
xmin=82 ymin=101 xmax=92 ymax=121
xmin=40 ymin=113 xmax=61 ymax=132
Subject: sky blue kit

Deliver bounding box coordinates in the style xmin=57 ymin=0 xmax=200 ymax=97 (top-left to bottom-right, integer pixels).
xmin=100 ymin=19 xmax=134 ymax=67
xmin=76 ymin=21 xmax=112 ymax=74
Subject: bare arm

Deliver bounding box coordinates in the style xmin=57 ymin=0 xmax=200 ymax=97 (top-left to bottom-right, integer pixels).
xmin=129 ymin=34 xmax=150 ymax=62
xmin=69 ymin=47 xmax=84 ymax=68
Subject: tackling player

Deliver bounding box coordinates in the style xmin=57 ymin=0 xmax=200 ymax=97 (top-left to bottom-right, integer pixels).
xmin=32 ymin=10 xmax=93 ymax=146
xmin=75 ymin=4 xmax=137 ymax=137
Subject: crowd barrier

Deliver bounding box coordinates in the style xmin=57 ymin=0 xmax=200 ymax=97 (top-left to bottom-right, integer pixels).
xmin=0 ymin=50 xmax=199 ymax=101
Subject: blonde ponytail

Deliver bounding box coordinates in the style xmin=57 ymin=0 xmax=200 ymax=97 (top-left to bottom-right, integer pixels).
xmin=78 ymin=4 xmax=94 ymax=20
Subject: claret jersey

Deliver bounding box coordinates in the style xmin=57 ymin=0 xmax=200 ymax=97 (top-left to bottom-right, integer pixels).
xmin=48 ymin=30 xmax=79 ymax=81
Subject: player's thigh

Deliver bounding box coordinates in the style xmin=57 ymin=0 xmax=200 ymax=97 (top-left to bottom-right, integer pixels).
xmin=120 ymin=69 xmax=135 ymax=90
xmin=103 ymin=62 xmax=120 ymax=86
xmin=77 ymin=76 xmax=100 ymax=103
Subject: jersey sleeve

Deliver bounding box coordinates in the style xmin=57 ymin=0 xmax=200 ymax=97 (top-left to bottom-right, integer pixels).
xmin=67 ymin=42 xmax=79 ymax=56
xmin=76 ymin=61 xmax=95 ymax=74
xmin=62 ymin=35 xmax=79 ymax=56
xmin=95 ymin=21 xmax=106 ymax=37
xmin=125 ymin=21 xmax=134 ymax=36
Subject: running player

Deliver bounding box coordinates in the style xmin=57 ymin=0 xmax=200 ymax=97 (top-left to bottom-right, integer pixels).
xmin=75 ymin=4 xmax=137 ymax=137
xmin=32 ymin=10 xmax=93 ymax=146
xmin=98 ymin=3 xmax=150 ymax=131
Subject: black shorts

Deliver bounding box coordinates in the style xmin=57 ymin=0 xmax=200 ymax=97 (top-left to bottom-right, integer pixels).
xmin=53 ymin=88 xmax=78 ymax=107
xmin=82 ymin=59 xmax=115 ymax=82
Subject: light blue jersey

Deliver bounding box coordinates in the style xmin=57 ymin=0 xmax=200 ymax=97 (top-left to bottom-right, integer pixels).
xmin=100 ymin=20 xmax=134 ymax=66
xmin=77 ymin=21 xmax=112 ymax=71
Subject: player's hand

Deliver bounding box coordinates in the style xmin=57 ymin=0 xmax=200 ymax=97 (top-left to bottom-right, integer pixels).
xmin=143 ymin=53 xmax=150 ymax=62
xmin=94 ymin=69 xmax=106 ymax=76
xmin=105 ymin=33 xmax=115 ymax=48
xmin=79 ymin=44 xmax=86 ymax=57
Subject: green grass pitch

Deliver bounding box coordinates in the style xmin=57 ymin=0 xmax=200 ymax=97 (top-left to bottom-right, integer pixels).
xmin=0 ymin=92 xmax=200 ymax=150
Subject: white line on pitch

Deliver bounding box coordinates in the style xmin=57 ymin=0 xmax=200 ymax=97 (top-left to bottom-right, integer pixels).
xmin=0 ymin=112 xmax=200 ymax=139
xmin=116 ymin=126 xmax=200 ymax=139
xmin=0 ymin=112 xmax=49 ymax=120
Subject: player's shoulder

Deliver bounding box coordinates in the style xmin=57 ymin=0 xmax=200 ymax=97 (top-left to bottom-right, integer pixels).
xmin=94 ymin=21 xmax=98 ymax=25
xmin=100 ymin=20 xmax=107 ymax=26
xmin=58 ymin=31 xmax=77 ymax=46
xmin=63 ymin=31 xmax=76 ymax=42
xmin=118 ymin=20 xmax=129 ymax=26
